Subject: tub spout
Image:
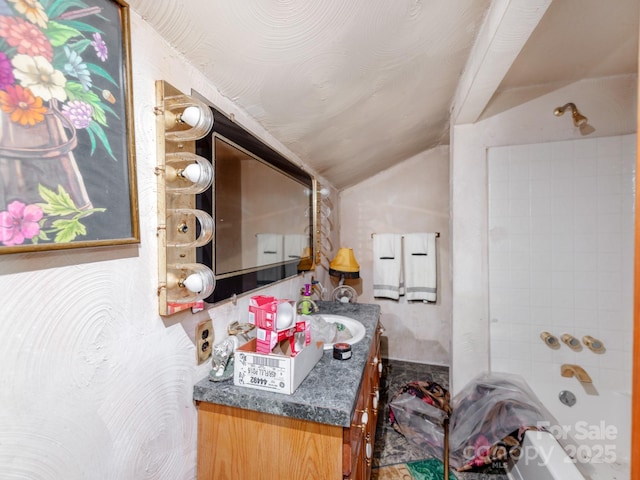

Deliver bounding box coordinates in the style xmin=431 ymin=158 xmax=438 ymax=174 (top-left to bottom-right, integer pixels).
xmin=561 ymin=364 xmax=592 ymax=383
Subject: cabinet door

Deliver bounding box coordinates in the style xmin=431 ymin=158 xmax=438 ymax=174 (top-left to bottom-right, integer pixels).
xmin=198 ymin=402 xmax=344 ymax=480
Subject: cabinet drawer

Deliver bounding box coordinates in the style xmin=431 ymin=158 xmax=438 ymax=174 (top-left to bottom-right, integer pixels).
xmin=342 ymin=318 xmax=383 ymax=480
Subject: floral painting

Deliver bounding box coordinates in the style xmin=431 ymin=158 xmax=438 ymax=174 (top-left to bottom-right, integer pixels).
xmin=0 ymin=0 xmax=138 ymax=253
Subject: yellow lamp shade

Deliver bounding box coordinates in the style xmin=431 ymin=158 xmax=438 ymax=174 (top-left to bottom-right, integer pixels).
xmin=329 ymin=248 xmax=360 ymax=279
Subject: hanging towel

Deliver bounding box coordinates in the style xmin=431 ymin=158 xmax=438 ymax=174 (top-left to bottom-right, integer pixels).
xmin=284 ymin=234 xmax=308 ymax=260
xmin=373 ymin=234 xmax=403 ymax=300
xmin=256 ymin=233 xmax=284 ymax=266
xmin=403 ymin=233 xmax=437 ymax=302
xmin=257 ymin=233 xmax=284 ymax=285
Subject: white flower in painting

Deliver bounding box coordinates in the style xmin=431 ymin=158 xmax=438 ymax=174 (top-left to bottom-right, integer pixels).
xmin=12 ymin=54 xmax=67 ymax=102
xmin=9 ymin=0 xmax=49 ymax=29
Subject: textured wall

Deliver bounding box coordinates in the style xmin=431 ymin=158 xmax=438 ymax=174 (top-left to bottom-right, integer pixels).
xmin=0 ymin=11 xmax=323 ymax=480
xmin=339 ymin=146 xmax=451 ymax=365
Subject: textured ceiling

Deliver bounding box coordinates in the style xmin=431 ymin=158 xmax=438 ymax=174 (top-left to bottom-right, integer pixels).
xmin=129 ymin=0 xmax=638 ymax=190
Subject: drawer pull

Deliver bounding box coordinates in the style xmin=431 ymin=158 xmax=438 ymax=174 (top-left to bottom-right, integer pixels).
xmin=354 ymin=408 xmax=368 ymax=430
xmin=361 ymin=410 xmax=368 ymax=426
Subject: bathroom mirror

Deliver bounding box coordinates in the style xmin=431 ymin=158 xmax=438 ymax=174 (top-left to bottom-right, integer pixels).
xmin=194 ymin=96 xmax=315 ymax=303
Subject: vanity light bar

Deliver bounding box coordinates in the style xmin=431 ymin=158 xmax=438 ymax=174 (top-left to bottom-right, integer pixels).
xmin=155 ymin=80 xmax=216 ymax=316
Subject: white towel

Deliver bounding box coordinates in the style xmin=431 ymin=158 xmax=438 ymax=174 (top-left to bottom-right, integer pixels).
xmin=373 ymin=234 xmax=403 ymax=299
xmin=284 ymin=234 xmax=308 ymax=260
xmin=256 ymin=233 xmax=284 ymax=266
xmin=403 ymin=233 xmax=437 ymax=302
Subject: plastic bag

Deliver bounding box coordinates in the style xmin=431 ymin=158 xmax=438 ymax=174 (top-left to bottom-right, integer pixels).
xmin=308 ymin=315 xmax=337 ymax=344
xmin=448 ymin=373 xmax=550 ymax=471
xmin=388 ymin=381 xmax=451 ymax=458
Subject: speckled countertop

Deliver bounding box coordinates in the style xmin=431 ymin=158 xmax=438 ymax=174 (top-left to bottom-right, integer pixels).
xmin=193 ymin=302 xmax=381 ymax=427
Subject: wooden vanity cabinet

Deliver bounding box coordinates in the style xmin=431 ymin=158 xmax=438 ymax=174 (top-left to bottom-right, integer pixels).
xmin=196 ymin=319 xmax=383 ymax=480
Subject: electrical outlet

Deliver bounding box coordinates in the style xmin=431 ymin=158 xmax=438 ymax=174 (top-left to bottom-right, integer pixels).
xmin=196 ymin=319 xmax=213 ymax=365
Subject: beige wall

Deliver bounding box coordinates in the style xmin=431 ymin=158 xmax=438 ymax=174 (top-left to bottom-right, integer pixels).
xmin=339 ymin=145 xmax=451 ymax=365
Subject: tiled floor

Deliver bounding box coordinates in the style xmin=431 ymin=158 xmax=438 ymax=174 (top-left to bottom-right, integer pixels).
xmin=372 ymin=359 xmax=508 ymax=480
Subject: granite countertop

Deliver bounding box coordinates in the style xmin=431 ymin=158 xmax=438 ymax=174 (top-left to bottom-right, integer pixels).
xmin=193 ymin=301 xmax=381 ymax=427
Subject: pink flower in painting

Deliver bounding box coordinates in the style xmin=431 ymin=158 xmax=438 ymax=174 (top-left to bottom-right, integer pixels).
xmin=61 ymin=100 xmax=93 ymax=129
xmin=0 ymin=15 xmax=53 ymax=61
xmin=91 ymin=32 xmax=108 ymax=61
xmin=0 ymin=200 xmax=43 ymax=246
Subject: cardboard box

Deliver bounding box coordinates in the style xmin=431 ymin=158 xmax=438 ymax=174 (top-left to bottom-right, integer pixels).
xmin=255 ymin=318 xmax=311 ymax=355
xmin=248 ymin=295 xmax=278 ymax=329
xmin=255 ymin=326 xmax=295 ymax=354
xmin=249 ymin=296 xmax=296 ymax=331
xmin=233 ymin=338 xmax=324 ymax=394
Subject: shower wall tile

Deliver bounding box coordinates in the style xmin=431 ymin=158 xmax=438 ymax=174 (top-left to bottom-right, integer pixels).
xmin=488 ymin=134 xmax=635 ymax=394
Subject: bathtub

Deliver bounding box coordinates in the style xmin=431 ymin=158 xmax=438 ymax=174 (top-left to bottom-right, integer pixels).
xmin=506 ymin=380 xmax=630 ymax=480
xmin=507 ymin=430 xmax=583 ymax=480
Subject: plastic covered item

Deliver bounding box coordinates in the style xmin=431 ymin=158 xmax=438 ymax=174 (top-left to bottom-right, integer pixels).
xmin=308 ymin=315 xmax=339 ymax=344
xmin=388 ymin=381 xmax=451 ymax=458
xmin=448 ymin=373 xmax=549 ymax=471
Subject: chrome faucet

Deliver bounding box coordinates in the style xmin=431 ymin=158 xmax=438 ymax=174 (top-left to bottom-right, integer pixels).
xmin=561 ymin=364 xmax=592 ymax=383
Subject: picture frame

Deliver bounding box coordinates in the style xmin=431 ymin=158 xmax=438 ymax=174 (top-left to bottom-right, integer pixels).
xmin=0 ymin=0 xmax=139 ymax=254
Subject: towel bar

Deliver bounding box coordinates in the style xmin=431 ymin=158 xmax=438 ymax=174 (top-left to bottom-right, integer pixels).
xmin=370 ymin=232 xmax=440 ymax=238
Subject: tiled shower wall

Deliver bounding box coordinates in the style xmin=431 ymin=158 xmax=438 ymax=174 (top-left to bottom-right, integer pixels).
xmin=488 ymin=134 xmax=635 ymax=393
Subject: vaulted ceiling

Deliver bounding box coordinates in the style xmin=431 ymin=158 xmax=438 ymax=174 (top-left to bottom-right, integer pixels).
xmin=129 ymin=0 xmax=638 ymax=190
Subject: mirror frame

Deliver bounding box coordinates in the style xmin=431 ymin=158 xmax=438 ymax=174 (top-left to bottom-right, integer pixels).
xmin=194 ymin=96 xmax=316 ymax=304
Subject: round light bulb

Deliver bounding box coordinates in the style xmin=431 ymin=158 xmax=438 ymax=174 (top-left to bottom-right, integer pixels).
xmin=180 ymin=106 xmax=201 ymax=127
xmin=183 ymin=273 xmax=204 ymax=293
xmin=166 ymin=264 xmax=215 ymax=303
xmin=165 ymin=153 xmax=213 ymax=193
xmin=276 ymin=302 xmax=294 ymax=330
xmin=181 ymin=163 xmax=202 ymax=183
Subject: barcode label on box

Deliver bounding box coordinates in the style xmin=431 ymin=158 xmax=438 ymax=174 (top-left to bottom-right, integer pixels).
xmin=251 ymin=356 xmax=281 ymax=368
xmin=235 ymin=351 xmax=289 ymax=392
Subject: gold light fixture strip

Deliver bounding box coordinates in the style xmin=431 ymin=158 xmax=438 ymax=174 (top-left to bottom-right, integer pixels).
xmin=155 ymin=80 xmax=215 ymax=316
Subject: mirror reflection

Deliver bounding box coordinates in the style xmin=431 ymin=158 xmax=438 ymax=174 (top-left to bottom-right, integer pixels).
xmin=214 ymin=136 xmax=311 ymax=275
xmin=195 ymin=100 xmax=314 ymax=304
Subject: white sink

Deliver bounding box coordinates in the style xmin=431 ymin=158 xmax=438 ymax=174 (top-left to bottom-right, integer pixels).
xmin=312 ymin=314 xmax=366 ymax=350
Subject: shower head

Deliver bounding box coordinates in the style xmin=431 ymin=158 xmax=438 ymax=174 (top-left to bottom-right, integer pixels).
xmin=554 ymin=102 xmax=588 ymax=127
